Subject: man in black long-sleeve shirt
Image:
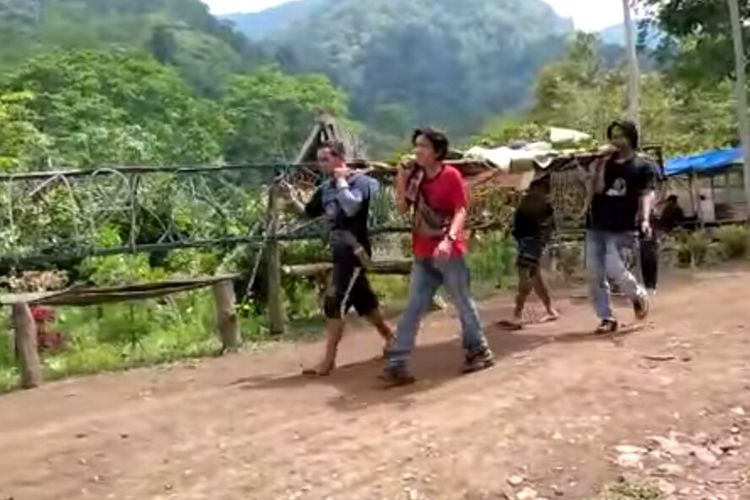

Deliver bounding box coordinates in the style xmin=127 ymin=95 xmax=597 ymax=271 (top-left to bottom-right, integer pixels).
xmin=499 ymin=177 xmax=559 ymax=329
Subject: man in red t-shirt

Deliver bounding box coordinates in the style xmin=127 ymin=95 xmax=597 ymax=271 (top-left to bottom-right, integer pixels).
xmin=380 ymin=128 xmax=495 ymax=385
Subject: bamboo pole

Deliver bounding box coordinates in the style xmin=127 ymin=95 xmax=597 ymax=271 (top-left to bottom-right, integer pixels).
xmin=282 ymin=259 xmax=413 ymax=277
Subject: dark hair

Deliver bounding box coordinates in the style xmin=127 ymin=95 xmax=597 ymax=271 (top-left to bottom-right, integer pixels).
xmin=606 ymin=119 xmax=639 ymax=149
xmin=667 ymin=194 xmax=678 ymax=202
xmin=318 ymin=140 xmax=346 ymax=159
xmin=412 ymin=127 xmax=449 ymax=161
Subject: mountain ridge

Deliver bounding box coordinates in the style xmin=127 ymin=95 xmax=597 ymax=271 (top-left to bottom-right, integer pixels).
xmin=233 ymin=0 xmax=575 ymax=136
xmin=0 ymin=0 xmax=267 ymax=95
xmin=219 ymin=0 xmax=326 ymax=39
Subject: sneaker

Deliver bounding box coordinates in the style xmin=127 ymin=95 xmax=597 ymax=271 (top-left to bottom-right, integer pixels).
xmin=633 ymin=294 xmax=650 ymax=320
xmin=594 ymin=319 xmax=619 ymax=334
xmin=379 ymin=364 xmax=416 ymax=387
xmin=462 ymin=348 xmax=496 ymax=374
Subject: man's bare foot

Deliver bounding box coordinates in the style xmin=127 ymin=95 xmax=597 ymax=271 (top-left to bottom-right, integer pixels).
xmin=497 ymin=316 xmax=523 ymax=331
xmin=302 ymin=361 xmax=335 ymax=377
xmin=538 ymin=309 xmax=560 ymax=323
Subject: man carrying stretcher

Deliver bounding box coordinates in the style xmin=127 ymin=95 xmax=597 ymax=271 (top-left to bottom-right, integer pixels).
xmin=280 ymin=140 xmax=395 ymax=376
xmin=381 ymin=128 xmax=495 ymax=386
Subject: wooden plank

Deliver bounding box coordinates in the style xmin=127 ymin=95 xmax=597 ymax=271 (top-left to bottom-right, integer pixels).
xmin=11 ymin=303 xmax=42 ymax=389
xmin=0 ymin=291 xmax=64 ymax=305
xmin=212 ymin=280 xmax=240 ymax=352
xmin=0 ymin=274 xmax=241 ymax=306
xmin=282 ymin=259 xmax=413 ymax=277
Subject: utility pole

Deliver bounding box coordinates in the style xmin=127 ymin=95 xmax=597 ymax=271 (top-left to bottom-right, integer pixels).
xmin=727 ymin=0 xmax=750 ymax=220
xmin=622 ymin=0 xmax=641 ymax=131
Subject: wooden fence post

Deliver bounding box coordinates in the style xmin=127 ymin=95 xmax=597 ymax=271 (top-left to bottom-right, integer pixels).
xmin=266 ymin=178 xmax=286 ymax=336
xmin=212 ymin=280 xmax=240 ymax=352
xmin=12 ymin=303 xmax=42 ymax=389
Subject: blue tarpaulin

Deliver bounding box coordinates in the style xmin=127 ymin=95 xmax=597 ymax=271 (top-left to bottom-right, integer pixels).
xmin=665 ymin=147 xmax=742 ymax=177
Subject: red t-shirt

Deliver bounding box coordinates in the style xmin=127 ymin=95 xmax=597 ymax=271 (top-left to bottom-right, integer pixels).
xmin=412 ymin=165 xmax=468 ymax=259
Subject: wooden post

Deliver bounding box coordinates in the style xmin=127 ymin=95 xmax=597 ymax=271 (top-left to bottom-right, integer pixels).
xmin=266 ymin=179 xmax=286 ymax=335
xmin=691 ymin=173 xmax=705 ymax=229
xmin=12 ymin=303 xmax=42 ymax=389
xmin=212 ymin=280 xmax=240 ymax=352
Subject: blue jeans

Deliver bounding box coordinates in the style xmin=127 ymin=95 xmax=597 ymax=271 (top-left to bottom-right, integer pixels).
xmin=388 ymin=257 xmax=488 ymax=366
xmin=586 ymin=229 xmax=646 ymax=321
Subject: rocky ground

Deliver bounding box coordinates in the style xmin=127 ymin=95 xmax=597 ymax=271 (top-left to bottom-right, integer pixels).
xmin=0 ymin=267 xmax=749 ymax=500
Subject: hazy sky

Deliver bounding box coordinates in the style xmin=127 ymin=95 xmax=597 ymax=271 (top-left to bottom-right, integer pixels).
xmin=204 ymin=0 xmax=629 ymax=32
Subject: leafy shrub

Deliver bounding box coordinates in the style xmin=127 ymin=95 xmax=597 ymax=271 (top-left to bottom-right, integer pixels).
xmin=715 ymin=224 xmax=750 ymax=259
xmin=674 ymin=230 xmax=711 ymax=267
xmin=467 ymin=232 xmax=516 ymax=290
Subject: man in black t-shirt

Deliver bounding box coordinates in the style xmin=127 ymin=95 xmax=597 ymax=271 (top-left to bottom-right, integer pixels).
xmin=280 ymin=140 xmax=394 ymax=376
xmin=586 ymin=120 xmax=655 ymax=333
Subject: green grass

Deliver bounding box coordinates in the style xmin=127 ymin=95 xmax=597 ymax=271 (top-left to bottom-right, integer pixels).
xmin=715 ymin=224 xmax=750 ymax=260
xmin=468 ymin=231 xmax=517 ymax=293
xmin=0 ymin=238 xmax=520 ymax=393
xmin=593 ymin=480 xmax=663 ymax=500
xmin=0 ymin=290 xmax=269 ymax=393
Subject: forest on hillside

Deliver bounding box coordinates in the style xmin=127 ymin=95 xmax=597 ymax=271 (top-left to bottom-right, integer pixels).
xmin=0 ymin=0 xmax=742 ymax=168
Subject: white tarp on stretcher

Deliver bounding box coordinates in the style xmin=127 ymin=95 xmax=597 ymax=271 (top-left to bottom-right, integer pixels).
xmin=465 ymin=127 xmax=592 ymax=173
xmin=465 ymin=142 xmax=556 ymax=173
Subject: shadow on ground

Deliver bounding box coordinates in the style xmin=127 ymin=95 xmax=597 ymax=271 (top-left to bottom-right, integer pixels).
xmin=232 ymin=302 xmax=644 ymax=413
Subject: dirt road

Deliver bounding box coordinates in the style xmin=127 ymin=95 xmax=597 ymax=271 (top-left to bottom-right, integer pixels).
xmin=1 ymin=268 xmax=749 ymax=500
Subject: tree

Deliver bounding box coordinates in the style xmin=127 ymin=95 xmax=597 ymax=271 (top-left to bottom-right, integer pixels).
xmin=635 ymin=0 xmax=748 ymax=83
xmin=531 ymin=33 xmax=626 ymax=137
xmin=0 ymin=0 xmax=268 ymax=94
xmin=472 ymin=33 xmax=737 ymax=156
xmin=221 ymin=66 xmax=348 ymax=162
xmin=0 ymin=91 xmax=49 ymax=171
xmin=3 ymin=50 xmax=225 ymax=167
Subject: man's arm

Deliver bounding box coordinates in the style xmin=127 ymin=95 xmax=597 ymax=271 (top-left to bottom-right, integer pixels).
xmin=584 ymin=157 xmax=606 ymax=211
xmin=638 ymin=161 xmax=658 ymax=229
xmin=640 ymin=190 xmax=656 ymax=222
xmin=434 ymin=168 xmax=468 ymax=258
xmin=283 ymin=184 xmax=308 ymax=215
xmin=335 ymin=176 xmax=376 ymax=217
xmin=593 ymin=157 xmax=608 ymax=194
xmin=447 ymin=170 xmax=469 ymax=239
xmin=281 ymin=184 xmax=321 ymax=218
xmin=448 ymin=206 xmax=467 ymax=239
xmin=542 ymin=202 xmax=556 ymax=240
xmin=395 ymin=166 xmax=410 ymax=215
